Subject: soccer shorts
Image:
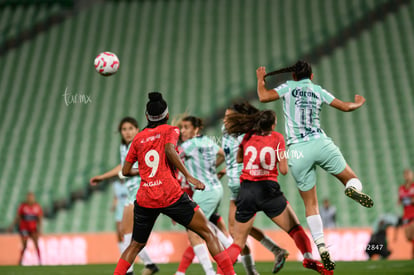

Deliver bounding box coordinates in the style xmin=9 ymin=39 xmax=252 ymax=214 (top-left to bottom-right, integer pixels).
xmin=228 ymin=177 xmax=241 ymax=200
xmin=115 ymin=201 xmax=124 ymax=222
xmin=19 ymin=223 xmax=37 ymax=238
xmin=288 ymin=137 xmax=347 ymax=191
xmin=192 ymin=185 xmax=223 ymax=220
xmin=235 ymin=180 xmax=287 ymax=223
xmin=132 ymin=193 xmax=198 ymax=243
xmin=126 ymin=182 xmax=140 ymax=205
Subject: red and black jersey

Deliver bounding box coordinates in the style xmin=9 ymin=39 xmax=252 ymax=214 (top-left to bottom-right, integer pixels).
xmin=239 ymin=131 xmax=285 ymax=182
xmin=399 ymin=182 xmax=414 ymax=220
xmin=126 ymin=124 xmax=184 ymax=208
xmin=18 ymin=202 xmax=42 ymax=230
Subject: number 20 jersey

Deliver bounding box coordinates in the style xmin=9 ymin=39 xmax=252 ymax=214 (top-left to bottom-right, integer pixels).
xmin=126 ymin=124 xmax=184 ymax=208
xmin=240 ymin=131 xmax=285 ymax=183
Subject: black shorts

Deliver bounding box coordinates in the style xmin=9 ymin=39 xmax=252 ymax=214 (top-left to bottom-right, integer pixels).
xmin=132 ymin=193 xmax=198 ymax=243
xmin=235 ymin=180 xmax=287 ymax=223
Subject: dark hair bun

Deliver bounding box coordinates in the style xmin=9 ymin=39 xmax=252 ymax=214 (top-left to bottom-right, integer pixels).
xmin=148 ymin=92 xmax=163 ymax=102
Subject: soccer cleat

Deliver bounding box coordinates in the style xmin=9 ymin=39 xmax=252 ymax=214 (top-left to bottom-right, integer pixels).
xmin=320 ymin=250 xmax=335 ymax=271
xmin=344 ymin=187 xmax=374 ymax=208
xmin=272 ymin=249 xmax=289 ymax=273
xmin=141 ymin=263 xmax=160 ymax=275
xmin=303 ymin=258 xmax=333 ymax=274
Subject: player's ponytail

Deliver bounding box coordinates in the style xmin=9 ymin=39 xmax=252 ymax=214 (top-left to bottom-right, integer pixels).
xmin=264 ymin=60 xmax=312 ymax=81
xmin=229 ymin=101 xmax=260 ymax=115
xmin=254 ymin=110 xmax=276 ymax=133
xmin=225 ymin=109 xmax=276 ymax=137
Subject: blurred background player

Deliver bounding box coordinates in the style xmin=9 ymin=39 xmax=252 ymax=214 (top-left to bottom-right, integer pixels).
xmin=224 ymin=109 xmax=332 ymax=275
xmin=222 ymin=102 xmax=288 ymax=274
xmin=177 ymin=116 xmax=230 ymax=275
xmin=90 ymin=117 xmax=159 ymax=275
xmin=114 ymin=92 xmax=235 ymax=275
xmin=111 ymin=180 xmax=129 ymax=253
xmin=319 ymin=199 xmax=336 ymax=229
xmin=256 ymin=60 xmax=374 ymax=270
xmin=398 ymin=169 xmax=414 ymax=258
xmin=8 ymin=192 xmax=43 ymax=265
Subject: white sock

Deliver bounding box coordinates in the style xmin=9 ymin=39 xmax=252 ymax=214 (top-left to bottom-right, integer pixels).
xmin=209 ymin=222 xmax=233 ymax=248
xmin=306 ymin=215 xmax=325 ymax=253
xmin=346 ymin=178 xmax=362 ymax=191
xmin=118 ymin=242 xmax=124 ymax=254
xmin=193 ymin=244 xmax=215 ymax=275
xmin=123 ymin=233 xmax=134 ymax=273
xmin=303 ymin=252 xmax=313 ymax=259
xmin=260 ymin=235 xmax=281 ymax=253
xmin=175 ymin=272 xmax=185 ymax=275
xmin=138 ymin=247 xmax=153 ymax=265
xmin=241 ymin=254 xmax=257 ymax=275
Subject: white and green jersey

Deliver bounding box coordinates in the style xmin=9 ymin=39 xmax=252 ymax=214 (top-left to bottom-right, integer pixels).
xmin=275 ymin=79 xmax=335 ymax=145
xmin=181 ymin=135 xmax=222 ymax=191
xmin=120 ymin=143 xmax=141 ymax=202
xmin=221 ymin=125 xmax=243 ymax=187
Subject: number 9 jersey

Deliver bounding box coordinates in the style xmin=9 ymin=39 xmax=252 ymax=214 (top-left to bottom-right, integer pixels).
xmin=125 ymin=124 xmax=184 ymax=208
xmin=239 ymin=131 xmax=285 ymax=182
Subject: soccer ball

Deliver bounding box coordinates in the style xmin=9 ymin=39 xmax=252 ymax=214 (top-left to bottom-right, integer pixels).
xmin=94 ymin=52 xmax=120 ymax=76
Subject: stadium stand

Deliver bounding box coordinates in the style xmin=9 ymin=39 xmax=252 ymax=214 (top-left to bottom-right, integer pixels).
xmin=0 ymin=0 xmax=412 ymax=233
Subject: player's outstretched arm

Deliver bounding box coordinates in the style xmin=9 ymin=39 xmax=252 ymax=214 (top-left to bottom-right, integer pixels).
xmin=89 ymin=164 xmax=122 ymax=185
xmin=330 ymin=95 xmax=366 ymax=112
xmin=257 ymin=66 xmax=280 ymax=103
xmin=165 ymin=143 xmax=205 ymax=190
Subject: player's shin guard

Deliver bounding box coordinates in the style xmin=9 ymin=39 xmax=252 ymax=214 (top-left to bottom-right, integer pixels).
xmin=241 ymin=254 xmax=257 ymax=275
xmin=118 ymin=242 xmax=124 ymax=254
xmin=288 ymin=225 xmax=312 ymax=258
xmin=260 ymin=235 xmax=282 ymax=254
xmin=177 ymin=246 xmax=195 ymax=273
xmin=213 ymin=250 xmax=235 ymax=275
xmin=210 ymin=222 xmax=233 ymax=248
xmin=306 ymin=215 xmax=326 ymax=253
xmin=193 ymin=244 xmax=215 ymax=275
xmin=138 ymin=247 xmax=153 ymax=265
xmin=225 ymin=243 xmax=242 ymax=264
xmin=114 ymin=258 xmax=131 ymax=275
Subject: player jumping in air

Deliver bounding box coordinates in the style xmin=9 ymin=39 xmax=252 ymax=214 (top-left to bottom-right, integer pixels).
xmin=8 ymin=192 xmax=43 ymax=265
xmin=90 ymin=117 xmax=159 ymax=275
xmin=224 ymin=107 xmax=332 ymax=275
xmin=222 ymin=102 xmax=288 ymax=274
xmin=113 ymin=92 xmax=235 ymax=275
xmin=256 ymin=60 xmax=374 ymax=270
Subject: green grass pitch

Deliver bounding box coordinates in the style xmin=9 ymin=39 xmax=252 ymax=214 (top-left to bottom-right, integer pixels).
xmin=0 ymin=261 xmax=413 ymax=275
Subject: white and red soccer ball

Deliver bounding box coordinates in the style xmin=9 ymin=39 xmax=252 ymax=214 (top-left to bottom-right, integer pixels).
xmin=94 ymin=52 xmax=120 ymax=76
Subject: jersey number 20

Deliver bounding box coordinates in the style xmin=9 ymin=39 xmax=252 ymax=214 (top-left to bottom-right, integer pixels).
xmin=245 ymin=146 xmax=276 ymax=170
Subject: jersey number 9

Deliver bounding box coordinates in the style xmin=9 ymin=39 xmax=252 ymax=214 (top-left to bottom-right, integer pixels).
xmin=145 ymin=149 xmax=160 ymax=178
